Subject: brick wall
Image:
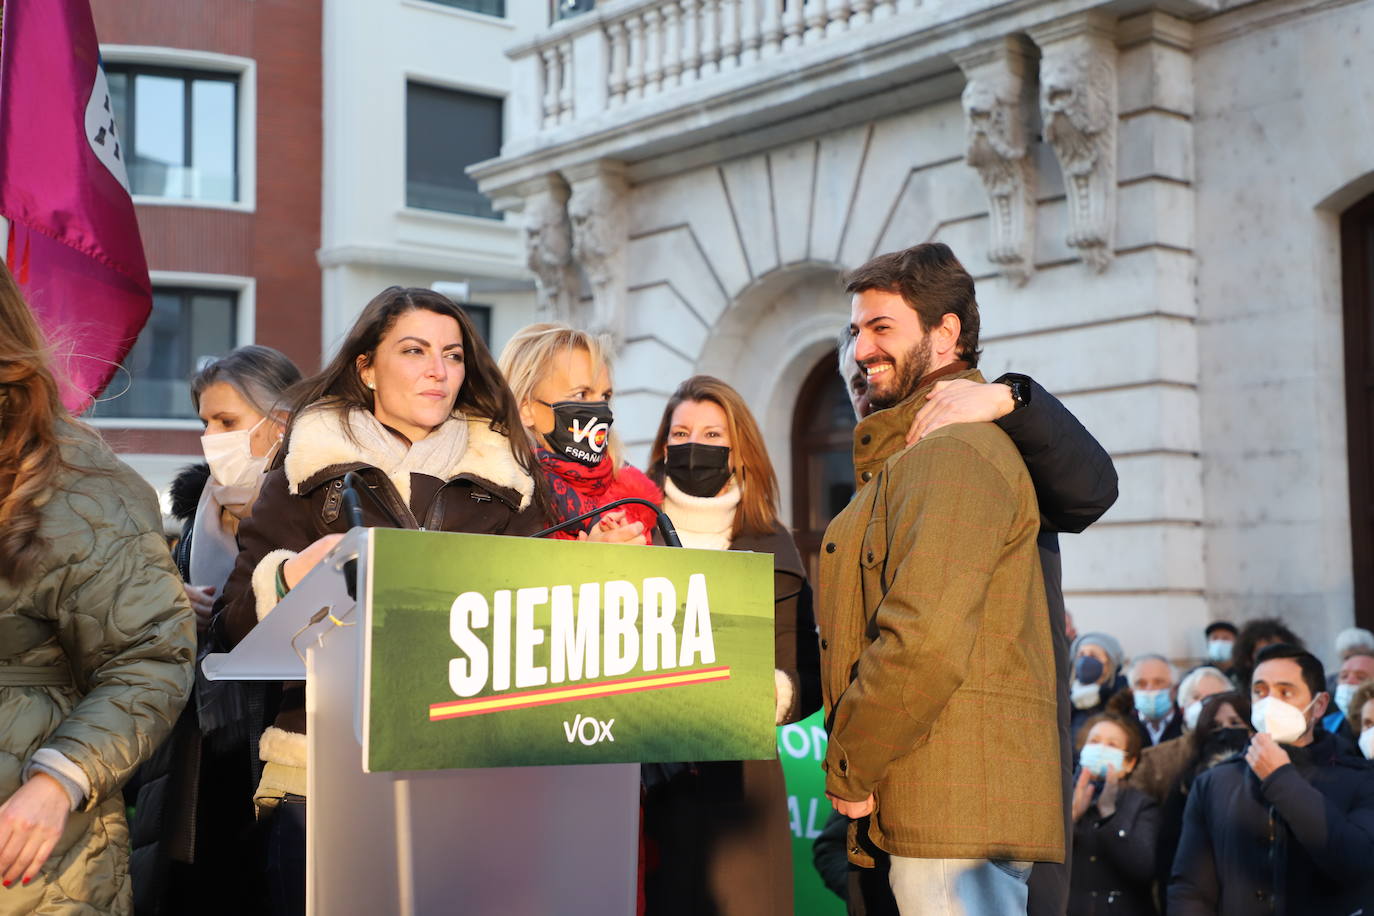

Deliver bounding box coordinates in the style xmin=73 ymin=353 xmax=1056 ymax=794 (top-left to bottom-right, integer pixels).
xmin=92 ymin=0 xmax=322 ymax=454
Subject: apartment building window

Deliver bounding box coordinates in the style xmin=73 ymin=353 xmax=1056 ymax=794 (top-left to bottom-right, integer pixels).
xmin=98 ymin=288 xmax=239 ymax=420
xmin=427 ymin=0 xmax=506 ymax=14
xmin=106 ymin=64 xmax=239 ymax=203
xmin=460 ymin=304 xmax=493 ymax=344
xmin=406 ymin=83 xmax=502 ymax=219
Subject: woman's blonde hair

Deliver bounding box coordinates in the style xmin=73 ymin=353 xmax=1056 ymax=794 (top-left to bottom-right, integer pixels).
xmin=0 ymin=261 xmax=70 ymax=581
xmin=497 ymin=322 xmax=626 ymax=469
xmin=647 ymin=375 xmax=779 ymax=539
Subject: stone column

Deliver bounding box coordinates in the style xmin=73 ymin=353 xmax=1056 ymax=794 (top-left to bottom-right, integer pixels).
xmin=519 ymin=173 xmax=577 ymax=319
xmin=1030 ymin=11 xmax=1118 ymax=272
xmin=953 ymin=35 xmax=1039 ymax=286
xmin=566 ymin=160 xmax=631 ymax=345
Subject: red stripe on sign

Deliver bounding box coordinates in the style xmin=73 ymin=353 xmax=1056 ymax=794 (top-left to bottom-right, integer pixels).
xmin=428 ymin=665 xmax=733 ymax=721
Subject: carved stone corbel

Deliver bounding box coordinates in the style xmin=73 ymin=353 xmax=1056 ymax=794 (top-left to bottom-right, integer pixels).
xmin=519 ymin=174 xmax=577 ymax=317
xmin=1030 ymin=13 xmax=1118 ymax=272
xmin=565 ymin=160 xmax=630 ymax=345
xmin=953 ymin=36 xmax=1039 ymax=286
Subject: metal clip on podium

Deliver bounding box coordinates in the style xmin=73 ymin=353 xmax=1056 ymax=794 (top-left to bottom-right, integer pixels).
xmin=202 ymin=528 xmax=639 ymax=916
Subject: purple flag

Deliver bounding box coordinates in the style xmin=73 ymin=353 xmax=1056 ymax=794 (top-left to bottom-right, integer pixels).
xmin=0 ymin=0 xmax=152 ymax=412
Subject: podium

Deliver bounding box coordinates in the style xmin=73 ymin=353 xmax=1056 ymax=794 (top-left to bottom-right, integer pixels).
xmin=202 ymin=529 xmax=640 ymax=916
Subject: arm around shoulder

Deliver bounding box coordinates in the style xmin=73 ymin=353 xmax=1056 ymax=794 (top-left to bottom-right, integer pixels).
xmin=994 ymin=375 xmax=1118 ymax=534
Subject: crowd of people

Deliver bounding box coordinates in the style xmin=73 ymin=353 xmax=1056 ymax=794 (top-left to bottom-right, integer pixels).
xmin=2 ymin=243 xmax=1373 ymax=916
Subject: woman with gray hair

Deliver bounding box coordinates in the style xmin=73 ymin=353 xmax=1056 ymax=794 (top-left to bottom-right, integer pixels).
xmin=129 ymin=344 xmax=301 ymax=915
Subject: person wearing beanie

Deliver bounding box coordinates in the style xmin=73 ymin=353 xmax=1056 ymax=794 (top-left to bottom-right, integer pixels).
xmin=1070 ymin=632 xmax=1128 ymax=739
xmin=1204 ymin=621 xmax=1239 ymax=678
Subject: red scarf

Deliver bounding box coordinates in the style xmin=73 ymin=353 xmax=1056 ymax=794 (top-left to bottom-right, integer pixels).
xmin=536 ymin=448 xmax=663 ymax=539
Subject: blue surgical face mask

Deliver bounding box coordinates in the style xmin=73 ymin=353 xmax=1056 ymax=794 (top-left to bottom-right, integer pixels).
xmin=1335 ymin=683 xmax=1358 ymax=717
xmin=1206 ymin=639 xmax=1233 ymax=663
xmin=1135 ymin=688 xmax=1174 ymax=722
xmin=1079 ymin=743 xmax=1127 ymax=779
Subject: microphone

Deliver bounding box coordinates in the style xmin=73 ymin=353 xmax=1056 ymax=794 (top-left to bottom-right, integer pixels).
xmin=341 ymin=471 xmax=366 ymax=529
xmin=530 ymin=497 xmax=683 ymax=548
xmin=340 ymin=471 xmax=367 ymax=599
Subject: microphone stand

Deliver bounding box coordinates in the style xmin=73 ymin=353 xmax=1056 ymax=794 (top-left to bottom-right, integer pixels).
xmin=530 ymin=496 xmax=683 ymax=548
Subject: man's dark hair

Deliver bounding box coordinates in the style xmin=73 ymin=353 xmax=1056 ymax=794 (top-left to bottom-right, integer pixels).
xmin=1234 ymin=617 xmax=1304 ymax=678
xmin=1205 ymin=621 xmax=1238 ymax=638
xmin=1252 ymin=643 xmax=1326 ymax=698
xmin=844 ymin=243 xmax=982 ymax=367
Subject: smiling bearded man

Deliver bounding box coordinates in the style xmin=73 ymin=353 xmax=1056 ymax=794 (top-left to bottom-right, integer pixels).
xmin=817 ymin=243 xmax=1062 ymax=915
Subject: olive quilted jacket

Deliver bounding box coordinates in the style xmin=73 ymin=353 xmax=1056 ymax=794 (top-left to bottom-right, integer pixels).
xmin=0 ymin=423 xmax=194 ymax=915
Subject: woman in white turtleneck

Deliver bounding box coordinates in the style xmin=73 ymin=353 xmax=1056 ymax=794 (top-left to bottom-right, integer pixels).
xmin=641 ymin=375 xmax=821 ymax=916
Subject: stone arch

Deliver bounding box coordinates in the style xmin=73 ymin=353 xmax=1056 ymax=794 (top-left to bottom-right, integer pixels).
xmin=693 ymin=262 xmax=849 ymax=525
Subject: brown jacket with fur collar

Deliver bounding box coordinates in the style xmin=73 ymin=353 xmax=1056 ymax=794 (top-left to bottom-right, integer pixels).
xmin=212 ymin=408 xmax=544 ymax=748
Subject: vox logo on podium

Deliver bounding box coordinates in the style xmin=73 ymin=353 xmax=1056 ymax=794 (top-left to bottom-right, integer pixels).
xmin=563 ymin=713 xmax=615 ymax=745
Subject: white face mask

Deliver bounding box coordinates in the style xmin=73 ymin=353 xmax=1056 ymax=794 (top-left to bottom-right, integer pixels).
xmin=1184 ymin=699 xmax=1204 ymax=732
xmin=1206 ymin=639 xmax=1233 ymax=663
xmin=201 ymin=417 xmax=271 ymax=489
xmin=1360 ymin=729 xmax=1374 ymax=761
xmin=1334 ymin=683 xmax=1358 ymax=717
xmin=1251 ymin=695 xmax=1314 ymax=746
xmin=1071 ymin=681 xmax=1102 ymax=710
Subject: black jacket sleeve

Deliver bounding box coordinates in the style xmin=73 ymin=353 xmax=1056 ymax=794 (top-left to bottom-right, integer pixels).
xmin=811 ymin=811 xmax=852 ymax=902
xmin=993 ymin=376 xmax=1118 ymax=534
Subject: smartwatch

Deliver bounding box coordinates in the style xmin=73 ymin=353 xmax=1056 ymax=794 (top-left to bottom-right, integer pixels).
xmin=994 ymin=373 xmax=1032 ymax=411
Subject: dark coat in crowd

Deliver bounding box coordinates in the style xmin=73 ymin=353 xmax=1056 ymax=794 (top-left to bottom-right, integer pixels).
xmin=642 ymin=522 xmax=821 ymax=916
xmin=1133 ymin=734 xmax=1194 ymax=805
xmin=1131 ymin=709 xmax=1185 ymax=750
xmin=1168 ymin=731 xmax=1374 ymax=915
xmin=1068 ymin=779 xmax=1160 ymax=916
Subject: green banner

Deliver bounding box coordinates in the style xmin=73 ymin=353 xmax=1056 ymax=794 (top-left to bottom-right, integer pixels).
xmin=779 ymin=710 xmax=846 ymax=915
xmin=363 ymin=529 xmax=777 ymax=772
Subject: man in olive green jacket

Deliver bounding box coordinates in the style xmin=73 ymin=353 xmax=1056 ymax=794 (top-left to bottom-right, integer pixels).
xmin=819 ymin=244 xmax=1062 ymax=914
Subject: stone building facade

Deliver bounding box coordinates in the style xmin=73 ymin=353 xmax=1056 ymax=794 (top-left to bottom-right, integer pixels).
xmin=472 ymin=0 xmax=1374 ymax=663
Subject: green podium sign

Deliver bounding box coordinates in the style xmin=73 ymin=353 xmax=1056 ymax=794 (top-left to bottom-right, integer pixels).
xmin=362 ymin=529 xmax=777 ymax=772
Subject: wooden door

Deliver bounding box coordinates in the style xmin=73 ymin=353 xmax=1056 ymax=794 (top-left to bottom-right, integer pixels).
xmin=1342 ymin=192 xmax=1374 ymax=629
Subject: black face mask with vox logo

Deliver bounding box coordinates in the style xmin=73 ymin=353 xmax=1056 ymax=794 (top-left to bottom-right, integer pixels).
xmin=541 ymin=400 xmax=614 ymax=467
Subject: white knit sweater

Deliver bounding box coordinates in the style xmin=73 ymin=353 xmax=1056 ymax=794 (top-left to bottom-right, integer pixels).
xmin=661 ymin=476 xmax=739 ymax=551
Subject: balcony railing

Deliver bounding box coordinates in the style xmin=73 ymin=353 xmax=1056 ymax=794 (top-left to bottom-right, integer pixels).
xmin=524 ymin=0 xmax=915 ymax=132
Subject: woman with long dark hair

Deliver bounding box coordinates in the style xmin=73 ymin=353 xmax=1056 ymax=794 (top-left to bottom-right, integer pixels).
xmin=0 ymin=262 xmax=194 ymax=912
xmin=639 ymin=374 xmax=822 ymax=915
xmin=212 ymin=287 xmax=544 ymax=916
xmin=1152 ymin=690 xmax=1253 ymax=910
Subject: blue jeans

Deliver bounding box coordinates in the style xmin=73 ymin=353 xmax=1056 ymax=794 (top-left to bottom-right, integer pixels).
xmin=888 ymin=857 xmax=1032 ymax=915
